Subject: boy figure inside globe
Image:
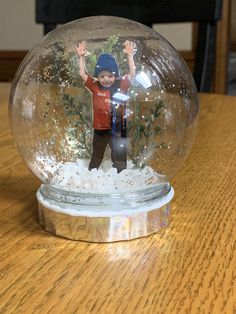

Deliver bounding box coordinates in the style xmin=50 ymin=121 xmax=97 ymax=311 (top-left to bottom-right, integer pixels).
xmin=76 ymin=40 xmax=136 ymax=172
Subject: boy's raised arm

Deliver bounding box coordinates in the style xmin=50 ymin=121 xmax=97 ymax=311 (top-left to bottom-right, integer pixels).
xmin=76 ymin=41 xmax=88 ymax=82
xmin=123 ymin=40 xmax=136 ymax=81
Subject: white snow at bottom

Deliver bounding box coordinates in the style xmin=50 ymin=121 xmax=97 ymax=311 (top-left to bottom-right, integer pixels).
xmin=49 ymin=159 xmax=165 ymax=193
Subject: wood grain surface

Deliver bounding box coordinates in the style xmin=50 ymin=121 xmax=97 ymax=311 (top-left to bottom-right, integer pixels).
xmin=0 ymin=83 xmax=236 ymax=313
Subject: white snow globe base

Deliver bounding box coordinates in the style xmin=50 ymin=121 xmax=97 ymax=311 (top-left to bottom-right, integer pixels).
xmin=37 ymin=186 xmax=174 ymax=242
xmin=36 ymin=160 xmax=174 ymax=242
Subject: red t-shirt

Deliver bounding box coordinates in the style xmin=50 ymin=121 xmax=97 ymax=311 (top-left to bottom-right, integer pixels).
xmin=85 ymin=75 xmax=130 ymax=130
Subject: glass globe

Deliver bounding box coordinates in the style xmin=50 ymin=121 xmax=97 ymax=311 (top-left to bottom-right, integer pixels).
xmin=9 ymin=16 xmax=198 ymax=241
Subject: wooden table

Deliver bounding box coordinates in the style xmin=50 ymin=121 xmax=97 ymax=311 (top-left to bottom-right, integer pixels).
xmin=0 ymin=82 xmax=235 ymax=313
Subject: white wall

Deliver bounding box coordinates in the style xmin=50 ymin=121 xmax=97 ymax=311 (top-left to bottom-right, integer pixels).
xmin=0 ymin=0 xmax=192 ymax=51
xmin=153 ymin=23 xmax=192 ymax=50
xmin=0 ymin=0 xmax=43 ymax=50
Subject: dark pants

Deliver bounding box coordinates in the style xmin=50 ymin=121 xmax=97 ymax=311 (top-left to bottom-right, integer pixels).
xmin=89 ymin=129 xmax=127 ymax=173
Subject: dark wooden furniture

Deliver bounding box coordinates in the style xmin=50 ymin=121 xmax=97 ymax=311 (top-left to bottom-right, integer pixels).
xmin=35 ymin=0 xmax=223 ymax=92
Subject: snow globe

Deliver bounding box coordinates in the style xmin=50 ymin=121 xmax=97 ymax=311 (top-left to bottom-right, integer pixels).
xmin=9 ymin=16 xmax=198 ymax=242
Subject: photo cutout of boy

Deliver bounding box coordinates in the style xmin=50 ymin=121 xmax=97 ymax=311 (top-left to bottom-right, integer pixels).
xmin=76 ymin=40 xmax=136 ymax=173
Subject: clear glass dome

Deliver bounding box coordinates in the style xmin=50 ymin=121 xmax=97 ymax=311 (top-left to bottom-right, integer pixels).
xmin=9 ymin=16 xmax=198 ymax=209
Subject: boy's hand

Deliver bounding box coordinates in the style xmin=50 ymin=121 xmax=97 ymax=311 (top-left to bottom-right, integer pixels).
xmin=123 ymin=40 xmax=137 ymax=56
xmin=76 ymin=41 xmax=89 ymax=56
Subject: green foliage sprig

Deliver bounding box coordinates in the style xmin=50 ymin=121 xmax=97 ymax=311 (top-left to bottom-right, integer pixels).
xmin=128 ymin=100 xmax=165 ymax=167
